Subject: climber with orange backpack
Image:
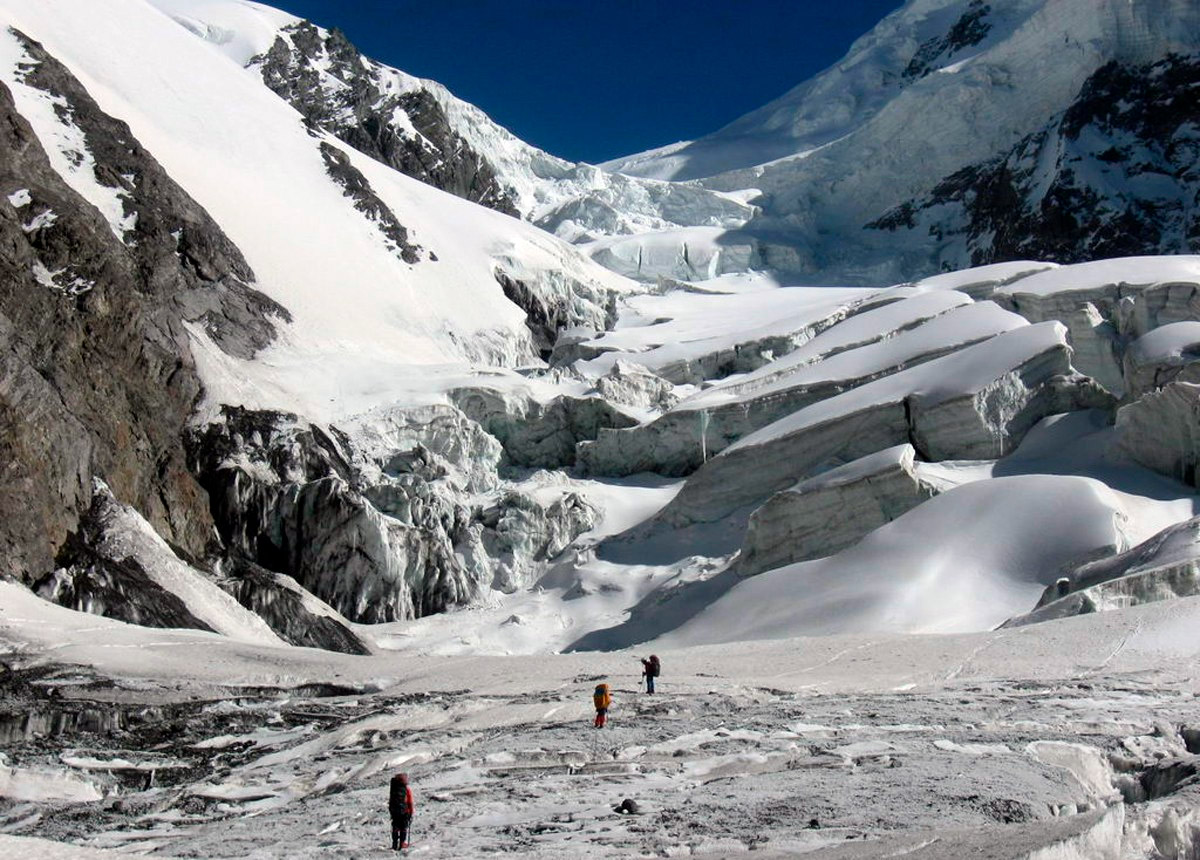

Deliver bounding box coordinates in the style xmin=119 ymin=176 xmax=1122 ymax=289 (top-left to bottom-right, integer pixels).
xmin=593 ymin=682 xmax=612 ymax=728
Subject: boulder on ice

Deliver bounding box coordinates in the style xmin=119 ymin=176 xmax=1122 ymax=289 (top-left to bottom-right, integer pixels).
xmin=37 ymin=482 xmax=282 ymax=647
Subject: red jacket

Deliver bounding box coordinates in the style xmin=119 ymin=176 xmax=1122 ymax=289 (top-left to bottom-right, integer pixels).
xmin=389 ymin=777 xmax=414 ymax=817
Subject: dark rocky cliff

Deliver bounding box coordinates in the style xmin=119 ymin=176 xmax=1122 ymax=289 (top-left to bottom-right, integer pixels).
xmin=253 ymin=21 xmax=519 ymax=217
xmin=0 ymin=30 xmax=286 ymax=581
xmin=869 ymin=53 xmax=1200 ymax=270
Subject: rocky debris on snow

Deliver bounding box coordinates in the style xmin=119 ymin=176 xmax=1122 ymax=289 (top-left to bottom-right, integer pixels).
xmin=1006 ymin=516 xmax=1200 ymax=627
xmin=318 ymin=142 xmax=422 ymax=264
xmin=1122 ymin=322 xmax=1200 ymax=400
xmin=253 ymin=21 xmax=518 ymax=215
xmin=652 ymin=322 xmax=1113 ymax=528
xmin=35 ymin=481 xmax=281 ymax=646
xmin=220 ymin=560 xmax=371 ymax=655
xmin=579 ymin=299 xmax=1022 ymax=478
xmin=0 ymin=34 xmax=285 ymax=582
xmin=1116 ymin=381 xmax=1200 ymax=487
xmin=739 ymin=445 xmax=940 ymax=576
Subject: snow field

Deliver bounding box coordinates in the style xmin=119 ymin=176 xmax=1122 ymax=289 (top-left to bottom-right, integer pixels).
xmin=3 ymin=584 xmax=1200 ymax=857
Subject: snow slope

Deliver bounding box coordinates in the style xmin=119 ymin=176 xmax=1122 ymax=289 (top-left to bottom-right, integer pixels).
xmin=0 ymin=0 xmax=634 ymax=423
xmin=143 ymin=0 xmax=758 ymax=246
xmin=661 ymin=475 xmax=1187 ymax=644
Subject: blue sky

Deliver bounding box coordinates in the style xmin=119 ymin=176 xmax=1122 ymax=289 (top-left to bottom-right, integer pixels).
xmin=271 ymin=1 xmax=903 ymax=164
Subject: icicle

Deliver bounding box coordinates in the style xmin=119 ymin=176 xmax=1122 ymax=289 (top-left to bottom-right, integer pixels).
xmin=699 ymin=408 xmax=710 ymax=463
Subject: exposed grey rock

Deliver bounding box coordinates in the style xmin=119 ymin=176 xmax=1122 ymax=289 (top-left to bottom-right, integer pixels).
xmin=34 ymin=481 xmax=280 ymax=645
xmin=253 ymin=21 xmax=518 ymax=215
xmin=220 ymin=560 xmax=371 ymax=655
xmin=653 ymin=323 xmax=1112 ymax=529
xmin=739 ymin=445 xmax=940 ymax=576
xmin=0 ymin=32 xmax=284 ymax=581
xmin=1005 ymin=516 xmax=1200 ymax=627
xmin=1116 ymin=382 xmax=1200 ymax=487
xmin=318 ymin=141 xmax=421 ymax=263
xmin=867 ymin=54 xmax=1200 ymax=278
xmin=903 ymin=1 xmax=992 ymax=80
xmin=448 ymin=387 xmax=637 ymax=469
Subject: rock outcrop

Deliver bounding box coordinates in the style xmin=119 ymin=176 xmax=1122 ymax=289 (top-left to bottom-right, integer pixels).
xmin=492 ymin=269 xmax=617 ymax=360
xmin=1116 ymin=382 xmax=1200 ymax=487
xmin=253 ymin=21 xmax=518 ymax=215
xmin=739 ymin=445 xmax=941 ymax=576
xmin=36 ymin=482 xmax=282 ymax=646
xmin=869 ymin=54 xmax=1200 ymax=275
xmin=0 ymin=32 xmax=284 ymax=582
xmin=220 ymin=560 xmax=371 ymax=655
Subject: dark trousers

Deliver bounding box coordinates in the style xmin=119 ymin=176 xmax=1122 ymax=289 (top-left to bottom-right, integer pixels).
xmin=391 ymin=814 xmax=411 ymax=849
xmin=645 ymin=674 xmax=655 ymax=693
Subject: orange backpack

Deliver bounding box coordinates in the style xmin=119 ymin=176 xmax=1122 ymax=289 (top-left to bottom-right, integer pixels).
xmin=593 ymin=683 xmax=611 ymax=709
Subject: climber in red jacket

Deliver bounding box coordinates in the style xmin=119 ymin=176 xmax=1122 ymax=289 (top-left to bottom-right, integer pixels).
xmin=389 ymin=772 xmax=414 ymax=850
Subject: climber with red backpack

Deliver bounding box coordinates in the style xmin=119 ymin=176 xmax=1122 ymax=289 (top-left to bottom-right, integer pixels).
xmin=593 ymin=682 xmax=612 ymax=728
xmin=640 ymin=654 xmax=661 ymax=694
xmin=389 ymin=772 xmax=414 ymax=851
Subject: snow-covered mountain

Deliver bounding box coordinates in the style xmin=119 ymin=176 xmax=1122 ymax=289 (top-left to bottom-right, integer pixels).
xmin=605 ymin=0 xmax=1200 ymax=283
xmin=1 ymin=0 xmax=1199 ymax=656
xmin=146 ymin=0 xmax=756 ymax=247
xmin=5 ymin=0 xmax=1200 ymax=855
